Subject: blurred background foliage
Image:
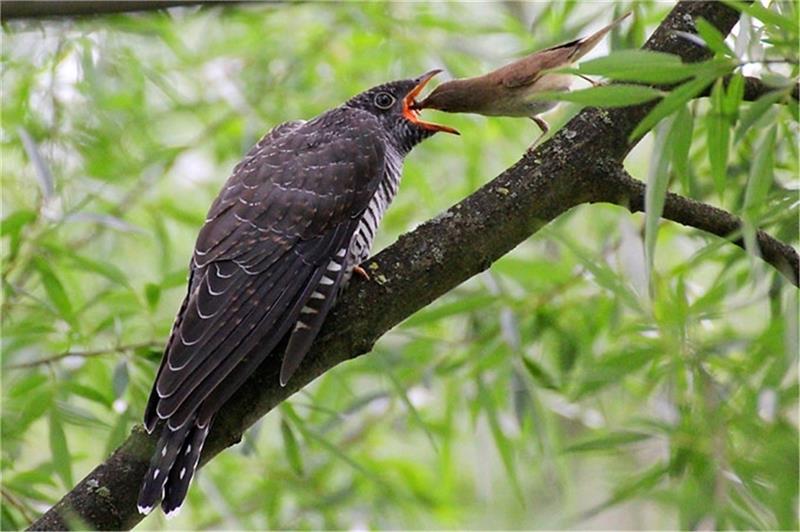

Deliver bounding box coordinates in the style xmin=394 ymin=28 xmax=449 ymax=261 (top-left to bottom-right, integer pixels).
xmin=1 ymin=1 xmax=798 ymax=529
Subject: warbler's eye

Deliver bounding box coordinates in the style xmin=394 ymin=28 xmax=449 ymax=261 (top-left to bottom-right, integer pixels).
xmin=374 ymin=92 xmax=395 ymax=110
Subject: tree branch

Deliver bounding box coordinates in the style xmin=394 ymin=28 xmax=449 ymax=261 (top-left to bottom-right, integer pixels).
xmin=0 ymin=1 xmax=225 ymax=21
xmin=699 ymin=75 xmax=800 ymax=102
xmin=598 ymin=165 xmax=799 ymax=286
xmin=4 ymin=341 xmax=162 ymax=370
xmin=29 ymin=1 xmax=797 ymax=530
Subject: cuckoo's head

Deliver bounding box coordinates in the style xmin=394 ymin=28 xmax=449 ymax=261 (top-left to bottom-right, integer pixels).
xmin=346 ymin=70 xmax=458 ymax=152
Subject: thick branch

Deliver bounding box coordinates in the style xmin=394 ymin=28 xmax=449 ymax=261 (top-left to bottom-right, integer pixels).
xmin=29 ymin=2 xmax=796 ymax=530
xmin=0 ymin=1 xmax=225 ymax=21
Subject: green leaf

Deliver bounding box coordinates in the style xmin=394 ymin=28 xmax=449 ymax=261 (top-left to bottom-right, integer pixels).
xmin=564 ymin=431 xmax=652 ymax=453
xmin=735 ymin=90 xmax=787 ymax=143
xmin=707 ymin=78 xmax=731 ymax=199
xmin=571 ymin=50 xmax=697 ymax=84
xmin=476 ymin=377 xmax=524 ymax=504
xmin=723 ymin=72 xmax=745 ymax=119
xmin=104 ymin=411 xmax=131 ymax=458
xmin=144 ymin=283 xmax=161 ymax=310
xmin=1 ymin=210 xmax=37 ymax=238
xmin=112 ymin=360 xmax=129 ymax=398
xmin=669 ymin=103 xmax=694 ymax=191
xmin=743 ymin=125 xmax=776 ymax=218
xmin=695 ymin=17 xmax=736 ymax=57
xmin=630 ymin=72 xmax=719 ymax=141
xmin=553 ymin=232 xmax=642 ymax=312
xmin=280 ymin=418 xmax=304 ymax=476
xmin=49 ymin=409 xmax=73 ymax=490
xmin=645 ymin=118 xmax=672 ymax=285
xmin=383 ymin=362 xmax=439 ymax=453
xmin=521 ymin=357 xmax=560 ymax=390
xmin=531 ymin=85 xmax=663 ymax=108
xmin=283 ymin=405 xmax=388 ymax=489
xmin=67 ymin=254 xmax=129 ymax=287
xmin=32 ymin=257 xmax=75 ymax=324
xmin=63 ymin=382 xmax=113 ymax=408
xmin=722 ymin=0 xmax=799 ymax=35
xmin=8 ymin=373 xmax=48 ymax=397
xmin=580 ymin=463 xmax=670 ymax=520
xmin=402 ymin=293 xmax=495 ymax=328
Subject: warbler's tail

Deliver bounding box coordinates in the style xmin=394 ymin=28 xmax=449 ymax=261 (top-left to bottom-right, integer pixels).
xmin=570 ymin=11 xmax=632 ymax=62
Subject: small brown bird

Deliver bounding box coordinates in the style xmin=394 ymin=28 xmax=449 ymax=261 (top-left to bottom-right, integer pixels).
xmin=416 ymin=12 xmax=631 ymax=141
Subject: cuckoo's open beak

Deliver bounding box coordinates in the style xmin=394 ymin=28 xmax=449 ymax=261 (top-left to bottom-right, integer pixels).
xmin=403 ymin=70 xmax=460 ymax=135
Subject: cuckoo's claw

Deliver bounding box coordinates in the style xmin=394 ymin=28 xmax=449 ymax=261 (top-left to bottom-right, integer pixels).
xmin=353 ymin=264 xmax=370 ymax=281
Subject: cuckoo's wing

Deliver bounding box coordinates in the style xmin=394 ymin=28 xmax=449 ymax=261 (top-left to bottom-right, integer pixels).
xmin=143 ymin=110 xmax=385 ymax=432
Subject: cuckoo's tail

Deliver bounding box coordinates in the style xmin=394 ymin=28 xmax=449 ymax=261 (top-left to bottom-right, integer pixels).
xmin=137 ymin=417 xmax=211 ymax=518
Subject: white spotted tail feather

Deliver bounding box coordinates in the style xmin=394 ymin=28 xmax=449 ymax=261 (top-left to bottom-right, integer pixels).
xmin=137 ymin=421 xmax=192 ymax=515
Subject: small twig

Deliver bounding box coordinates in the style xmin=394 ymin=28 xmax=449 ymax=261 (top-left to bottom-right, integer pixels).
xmin=602 ymin=165 xmax=799 ymax=287
xmin=698 ymin=75 xmax=800 ymax=102
xmin=1 ymin=486 xmax=36 ymax=525
xmin=5 ymin=340 xmax=162 ymax=370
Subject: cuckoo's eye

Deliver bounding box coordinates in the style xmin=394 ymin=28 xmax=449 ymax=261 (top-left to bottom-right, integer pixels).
xmin=374 ymin=92 xmax=396 ymax=110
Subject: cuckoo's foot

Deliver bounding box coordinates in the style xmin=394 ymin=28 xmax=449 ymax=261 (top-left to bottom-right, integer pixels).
xmin=353 ymin=264 xmax=370 ymax=281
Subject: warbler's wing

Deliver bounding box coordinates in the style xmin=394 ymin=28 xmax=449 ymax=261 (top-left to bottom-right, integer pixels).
xmin=502 ymin=11 xmax=631 ymax=89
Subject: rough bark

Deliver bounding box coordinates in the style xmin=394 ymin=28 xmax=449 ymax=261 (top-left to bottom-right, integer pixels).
xmin=28 ymin=1 xmax=798 ymax=530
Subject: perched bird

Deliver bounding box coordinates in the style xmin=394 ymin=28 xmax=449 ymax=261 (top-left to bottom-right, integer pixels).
xmin=416 ymin=12 xmax=631 ymax=140
xmin=137 ymin=70 xmax=457 ymax=517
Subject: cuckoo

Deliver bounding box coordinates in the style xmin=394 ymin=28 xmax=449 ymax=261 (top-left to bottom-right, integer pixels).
xmin=137 ymin=70 xmax=457 ymax=517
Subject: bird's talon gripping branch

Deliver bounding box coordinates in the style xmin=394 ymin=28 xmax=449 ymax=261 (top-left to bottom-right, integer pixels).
xmin=353 ymin=264 xmax=370 ymax=281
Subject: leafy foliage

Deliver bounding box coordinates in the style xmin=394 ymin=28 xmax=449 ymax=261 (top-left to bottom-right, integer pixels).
xmin=2 ymin=2 xmax=798 ymax=530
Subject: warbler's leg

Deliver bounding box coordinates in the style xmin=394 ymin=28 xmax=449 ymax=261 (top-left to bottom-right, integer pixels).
xmin=527 ymin=116 xmax=550 ymax=151
xmin=577 ymin=74 xmax=601 ymax=87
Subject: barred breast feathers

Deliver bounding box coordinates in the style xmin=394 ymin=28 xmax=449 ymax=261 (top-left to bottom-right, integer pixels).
xmin=350 ymin=144 xmax=404 ymax=265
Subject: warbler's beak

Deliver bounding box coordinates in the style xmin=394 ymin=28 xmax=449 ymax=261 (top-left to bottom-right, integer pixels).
xmin=403 ymin=70 xmax=460 ymax=135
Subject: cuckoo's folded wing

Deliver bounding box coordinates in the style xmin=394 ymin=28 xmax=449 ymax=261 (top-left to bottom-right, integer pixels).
xmin=144 ymin=109 xmax=386 ymax=431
